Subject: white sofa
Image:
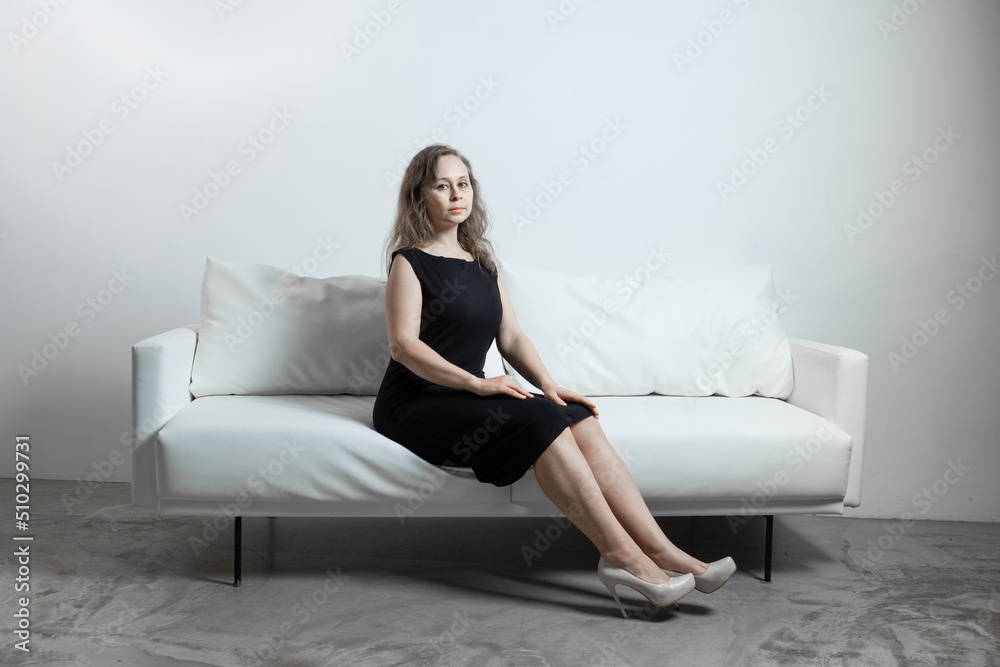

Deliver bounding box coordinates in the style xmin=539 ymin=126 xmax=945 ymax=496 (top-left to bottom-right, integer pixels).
xmin=130 ymin=257 xmax=869 ymax=585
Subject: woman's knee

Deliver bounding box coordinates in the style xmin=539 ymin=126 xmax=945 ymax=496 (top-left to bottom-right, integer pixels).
xmin=569 ymin=416 xmax=607 ymax=449
xmin=570 ymin=415 xmax=600 ymax=434
xmin=534 ymin=427 xmax=578 ymax=470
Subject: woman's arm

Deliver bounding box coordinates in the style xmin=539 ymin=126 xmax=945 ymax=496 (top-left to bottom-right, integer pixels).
xmin=494 ymin=271 xmax=558 ymax=392
xmin=495 ymin=271 xmax=599 ymax=416
xmin=385 ymin=254 xmax=530 ymax=398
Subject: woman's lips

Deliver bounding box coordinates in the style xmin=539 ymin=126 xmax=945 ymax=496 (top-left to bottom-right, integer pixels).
xmin=449 ymin=208 xmax=464 ymax=213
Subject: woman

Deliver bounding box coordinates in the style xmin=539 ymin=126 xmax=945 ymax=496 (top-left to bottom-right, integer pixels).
xmin=372 ymin=144 xmax=735 ymax=618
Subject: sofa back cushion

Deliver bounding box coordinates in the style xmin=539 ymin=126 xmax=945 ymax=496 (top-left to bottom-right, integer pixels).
xmin=188 ymin=256 xmax=793 ymax=399
xmin=189 ymin=257 xmax=390 ymax=398
xmin=498 ymin=262 xmax=794 ymax=398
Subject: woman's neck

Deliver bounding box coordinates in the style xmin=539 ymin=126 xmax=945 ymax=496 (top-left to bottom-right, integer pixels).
xmin=420 ymin=230 xmax=464 ymax=255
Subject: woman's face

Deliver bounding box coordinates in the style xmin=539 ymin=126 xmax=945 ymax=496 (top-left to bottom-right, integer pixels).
xmin=425 ymin=154 xmax=473 ymax=226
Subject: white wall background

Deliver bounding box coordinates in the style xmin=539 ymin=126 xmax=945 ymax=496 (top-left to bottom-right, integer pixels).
xmin=1 ymin=0 xmax=997 ymax=522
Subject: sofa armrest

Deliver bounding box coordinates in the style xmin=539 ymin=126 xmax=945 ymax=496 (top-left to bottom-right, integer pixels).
xmin=785 ymin=337 xmax=870 ymax=508
xmin=131 ymin=324 xmax=199 ymax=507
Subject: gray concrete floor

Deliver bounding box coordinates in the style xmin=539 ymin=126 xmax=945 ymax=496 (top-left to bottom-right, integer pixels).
xmin=1 ymin=479 xmax=997 ymax=667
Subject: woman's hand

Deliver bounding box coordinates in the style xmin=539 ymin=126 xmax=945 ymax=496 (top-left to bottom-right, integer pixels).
xmin=542 ymin=385 xmax=600 ymax=420
xmin=472 ymin=375 xmax=534 ymax=399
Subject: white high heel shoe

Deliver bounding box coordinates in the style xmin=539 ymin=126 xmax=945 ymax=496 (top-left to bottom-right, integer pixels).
xmin=597 ymin=556 xmax=696 ymax=618
xmin=663 ymin=556 xmax=737 ymax=594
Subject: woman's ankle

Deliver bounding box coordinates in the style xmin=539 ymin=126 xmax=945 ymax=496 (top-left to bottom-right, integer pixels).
xmin=600 ymin=547 xmax=644 ymax=570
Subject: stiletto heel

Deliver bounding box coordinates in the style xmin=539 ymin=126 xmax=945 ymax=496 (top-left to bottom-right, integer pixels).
xmin=663 ymin=556 xmax=737 ymax=594
xmin=602 ymin=579 xmax=629 ymax=619
xmin=597 ymin=556 xmax=695 ymax=618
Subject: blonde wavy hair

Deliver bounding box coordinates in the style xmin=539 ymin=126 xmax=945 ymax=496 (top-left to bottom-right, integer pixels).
xmin=380 ymin=144 xmax=499 ymax=282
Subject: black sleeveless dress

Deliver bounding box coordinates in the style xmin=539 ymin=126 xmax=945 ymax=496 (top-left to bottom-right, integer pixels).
xmin=372 ymin=246 xmax=595 ymax=487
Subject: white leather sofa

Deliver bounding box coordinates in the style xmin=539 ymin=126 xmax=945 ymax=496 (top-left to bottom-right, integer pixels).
xmin=130 ymin=257 xmax=869 ymax=586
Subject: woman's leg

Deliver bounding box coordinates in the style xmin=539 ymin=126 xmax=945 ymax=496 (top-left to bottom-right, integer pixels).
xmin=568 ymin=416 xmax=710 ymax=575
xmin=532 ymin=427 xmax=673 ymax=585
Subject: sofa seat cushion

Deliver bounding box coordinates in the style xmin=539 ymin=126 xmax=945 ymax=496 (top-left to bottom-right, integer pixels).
xmin=510 ymin=395 xmax=853 ymax=504
xmin=155 ymin=394 xmax=509 ymax=507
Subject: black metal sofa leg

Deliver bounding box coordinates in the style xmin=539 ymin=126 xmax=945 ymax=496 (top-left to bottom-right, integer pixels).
xmin=764 ymin=515 xmax=773 ymax=583
xmin=233 ymin=516 xmax=242 ymax=587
